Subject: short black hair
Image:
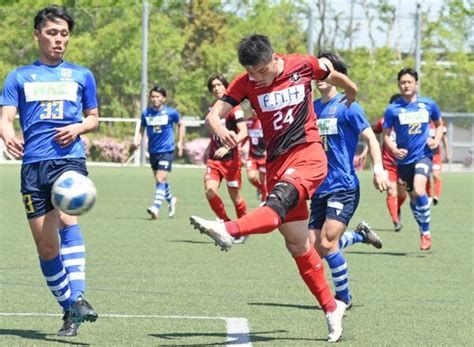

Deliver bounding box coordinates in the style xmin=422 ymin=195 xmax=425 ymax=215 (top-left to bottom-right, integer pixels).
xmin=149 ymin=85 xmax=167 ymax=97
xmin=317 ymin=51 xmax=348 ymax=76
xmin=207 ymin=74 xmax=229 ymax=93
xmin=237 ymin=34 xmax=274 ymax=67
xmin=34 ymin=5 xmax=74 ymax=32
xmin=397 ymin=68 xmax=418 ymax=81
xmin=389 ymin=93 xmax=401 ymax=103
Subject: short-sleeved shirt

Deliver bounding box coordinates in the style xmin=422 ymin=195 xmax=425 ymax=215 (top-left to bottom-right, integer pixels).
xmin=222 ymin=53 xmax=329 ymax=163
xmin=140 ymin=105 xmax=180 ymax=154
xmin=245 ymin=116 xmax=266 ymax=158
xmin=2 ymin=60 xmax=98 ymax=164
xmin=373 ymin=117 xmax=397 ymax=168
xmin=208 ymin=105 xmax=244 ymax=161
xmin=314 ymin=93 xmax=370 ymax=193
xmin=383 ymin=96 xmax=441 ymax=165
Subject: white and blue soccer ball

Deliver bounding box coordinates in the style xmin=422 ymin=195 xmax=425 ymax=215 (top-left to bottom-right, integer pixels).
xmin=52 ymin=171 xmax=97 ymax=215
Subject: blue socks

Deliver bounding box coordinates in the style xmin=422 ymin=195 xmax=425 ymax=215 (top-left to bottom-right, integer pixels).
xmin=40 ymin=255 xmax=73 ymax=310
xmin=339 ymin=230 xmax=364 ymax=250
xmin=324 ymin=251 xmax=351 ymax=303
xmin=153 ymin=182 xmax=166 ymax=209
xmin=410 ymin=195 xmax=431 ymax=235
xmin=59 ymin=224 xmax=86 ymax=301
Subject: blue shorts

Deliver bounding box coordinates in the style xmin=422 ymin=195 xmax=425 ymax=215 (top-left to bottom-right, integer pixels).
xmin=21 ymin=158 xmax=88 ymax=219
xmin=308 ymin=187 xmax=360 ymax=230
xmin=149 ymin=151 xmax=174 ymax=172
xmin=397 ymin=156 xmax=432 ymax=192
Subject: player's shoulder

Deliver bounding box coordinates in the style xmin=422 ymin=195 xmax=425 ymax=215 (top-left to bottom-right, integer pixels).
xmin=417 ymin=96 xmax=438 ymax=107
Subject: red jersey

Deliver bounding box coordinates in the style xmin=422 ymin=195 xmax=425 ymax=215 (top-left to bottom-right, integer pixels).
xmin=373 ymin=118 xmax=396 ymax=168
xmin=428 ymin=120 xmax=446 ymax=155
xmin=245 ymin=116 xmax=266 ymax=158
xmin=223 ymin=54 xmax=329 ymax=162
xmin=208 ymin=105 xmax=245 ymax=161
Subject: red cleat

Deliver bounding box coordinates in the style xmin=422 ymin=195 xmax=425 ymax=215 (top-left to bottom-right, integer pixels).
xmin=420 ymin=234 xmax=432 ymax=251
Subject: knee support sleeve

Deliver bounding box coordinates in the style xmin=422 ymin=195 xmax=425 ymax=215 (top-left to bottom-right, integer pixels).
xmin=266 ymin=181 xmax=300 ymax=222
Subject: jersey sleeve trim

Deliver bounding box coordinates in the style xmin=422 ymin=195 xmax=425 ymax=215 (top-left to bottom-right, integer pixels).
xmin=222 ymin=95 xmax=240 ymax=107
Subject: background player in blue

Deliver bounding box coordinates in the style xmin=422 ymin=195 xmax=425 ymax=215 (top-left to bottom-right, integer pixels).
xmin=0 ymin=5 xmax=98 ymax=336
xmin=133 ymin=85 xmax=185 ymax=219
xmin=308 ymin=52 xmax=389 ymax=308
xmin=383 ymin=68 xmax=444 ymax=251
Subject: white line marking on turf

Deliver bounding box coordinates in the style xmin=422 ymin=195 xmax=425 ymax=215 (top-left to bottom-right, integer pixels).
xmin=0 ymin=312 xmax=252 ymax=346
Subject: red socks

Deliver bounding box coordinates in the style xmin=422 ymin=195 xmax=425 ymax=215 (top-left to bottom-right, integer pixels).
xmin=207 ymin=195 xmax=230 ymax=221
xmin=234 ymin=199 xmax=247 ymax=218
xmin=225 ymin=206 xmax=281 ymax=237
xmin=294 ymin=247 xmax=336 ymax=313
xmin=434 ymin=176 xmax=442 ymax=198
xmin=386 ymin=195 xmax=399 ymax=223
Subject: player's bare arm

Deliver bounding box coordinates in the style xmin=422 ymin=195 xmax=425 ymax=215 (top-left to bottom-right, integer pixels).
xmin=383 ymin=127 xmax=407 ymax=160
xmin=205 ymin=99 xmax=239 ymax=148
xmin=427 ymin=119 xmax=443 ymax=149
xmin=0 ymin=105 xmax=24 ymax=158
xmin=325 ymin=70 xmax=358 ymax=107
xmin=54 ymin=107 xmax=99 ymax=148
xmin=177 ymin=121 xmax=186 ymax=157
xmin=361 ymin=127 xmax=390 ymax=192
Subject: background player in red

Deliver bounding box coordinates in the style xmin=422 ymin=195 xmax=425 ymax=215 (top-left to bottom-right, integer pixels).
xmin=372 ymin=94 xmax=407 ymax=231
xmin=426 ymin=120 xmax=450 ymax=205
xmin=190 ymin=34 xmax=358 ymax=342
xmin=242 ymin=108 xmax=268 ymax=203
xmin=203 ymin=74 xmax=248 ymax=231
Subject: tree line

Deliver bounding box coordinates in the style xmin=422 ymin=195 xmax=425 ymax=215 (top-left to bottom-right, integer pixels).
xmin=0 ymin=0 xmax=472 ymax=123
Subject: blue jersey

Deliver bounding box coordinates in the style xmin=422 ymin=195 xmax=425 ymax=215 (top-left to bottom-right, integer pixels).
xmin=140 ymin=106 xmax=180 ymax=153
xmin=383 ymin=96 xmax=441 ymax=165
xmin=314 ymin=93 xmax=370 ymax=193
xmin=2 ymin=60 xmax=98 ymax=164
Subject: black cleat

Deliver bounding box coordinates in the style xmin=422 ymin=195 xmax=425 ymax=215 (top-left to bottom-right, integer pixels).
xmin=58 ymin=311 xmax=77 ymax=337
xmin=394 ymin=221 xmax=403 ymax=232
xmin=355 ymin=221 xmax=383 ymax=249
xmin=433 ymin=197 xmax=439 ymax=206
xmin=69 ymin=296 xmax=98 ymax=324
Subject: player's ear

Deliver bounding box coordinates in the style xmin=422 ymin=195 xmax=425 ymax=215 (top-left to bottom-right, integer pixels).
xmin=33 ymin=29 xmax=40 ymax=42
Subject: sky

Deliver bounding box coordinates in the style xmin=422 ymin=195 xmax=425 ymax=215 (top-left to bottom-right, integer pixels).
xmin=307 ymin=0 xmax=446 ymax=52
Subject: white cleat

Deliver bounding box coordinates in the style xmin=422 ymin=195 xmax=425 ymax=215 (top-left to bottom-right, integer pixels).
xmin=147 ymin=206 xmax=159 ymax=220
xmin=190 ymin=216 xmax=233 ymax=251
xmin=232 ymin=235 xmax=249 ymax=244
xmin=168 ymin=197 xmax=177 ymax=218
xmin=326 ymin=299 xmax=346 ymax=343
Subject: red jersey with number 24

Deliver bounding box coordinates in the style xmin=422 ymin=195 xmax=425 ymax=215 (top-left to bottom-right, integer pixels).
xmin=223 ymin=54 xmax=329 ymax=162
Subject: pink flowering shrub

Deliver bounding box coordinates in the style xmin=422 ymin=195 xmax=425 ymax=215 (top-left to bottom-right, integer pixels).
xmin=184 ymin=138 xmax=210 ymax=165
xmin=82 ymin=136 xmax=132 ymax=163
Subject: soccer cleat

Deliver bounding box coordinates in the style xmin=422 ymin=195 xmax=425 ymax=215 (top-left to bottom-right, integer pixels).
xmin=168 ymin=197 xmax=177 ymax=218
xmin=433 ymin=197 xmax=439 ymax=206
xmin=427 ymin=197 xmax=433 ymax=207
xmin=57 ymin=311 xmax=77 ymax=337
xmin=190 ymin=215 xmax=233 ymax=251
xmin=355 ymin=221 xmax=383 ymax=249
xmin=69 ymin=296 xmax=98 ymax=324
xmin=394 ymin=221 xmax=403 ymax=232
xmin=420 ymin=234 xmax=432 ymax=251
xmin=335 ymin=295 xmax=353 ymax=310
xmin=232 ymin=235 xmax=249 ymax=244
xmin=326 ymin=299 xmax=346 ymax=343
xmin=147 ymin=205 xmax=159 ymax=219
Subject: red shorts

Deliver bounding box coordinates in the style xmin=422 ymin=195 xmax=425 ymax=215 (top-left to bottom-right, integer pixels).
xmin=266 ymin=142 xmax=327 ymax=222
xmin=432 ymin=152 xmax=442 ymax=170
xmin=205 ymin=159 xmax=242 ymax=188
xmin=385 ymin=162 xmax=399 ymax=183
xmin=246 ymin=156 xmax=266 ymax=173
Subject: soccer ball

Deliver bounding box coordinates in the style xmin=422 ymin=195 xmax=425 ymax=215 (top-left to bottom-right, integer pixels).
xmin=52 ymin=171 xmax=97 ymax=215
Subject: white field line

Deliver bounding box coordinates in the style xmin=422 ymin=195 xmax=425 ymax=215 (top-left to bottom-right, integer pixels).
xmin=0 ymin=312 xmax=252 ymax=346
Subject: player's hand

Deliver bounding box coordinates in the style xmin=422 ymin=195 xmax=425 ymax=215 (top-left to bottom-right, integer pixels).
xmin=218 ymin=129 xmax=239 ymax=149
xmin=214 ymin=146 xmax=229 ymax=159
xmin=5 ymin=137 xmax=24 ymax=158
xmin=373 ymin=171 xmax=390 ymax=192
xmin=394 ymin=148 xmax=408 ymax=160
xmin=177 ymin=142 xmax=184 ymax=157
xmin=427 ymin=137 xmax=439 ymax=149
xmin=54 ymin=124 xmax=82 ymax=148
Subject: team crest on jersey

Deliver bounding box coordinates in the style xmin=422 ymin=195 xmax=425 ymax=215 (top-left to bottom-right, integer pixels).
xmin=290 ymin=72 xmax=301 ymax=82
xmin=61 ymin=69 xmax=72 ymax=78
xmin=328 ymin=106 xmax=338 ymax=116
xmin=30 ymin=74 xmax=37 ymax=80
xmin=417 ymin=102 xmax=426 ymax=109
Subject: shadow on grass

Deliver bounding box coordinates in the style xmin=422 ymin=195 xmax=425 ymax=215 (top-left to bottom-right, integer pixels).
xmin=347 ymin=250 xmax=428 ymax=257
xmin=149 ymin=329 xmax=327 ymax=345
xmin=248 ymin=302 xmax=323 ymax=311
xmin=168 ymin=239 xmax=213 ymax=245
xmin=0 ymin=329 xmax=89 ymax=345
